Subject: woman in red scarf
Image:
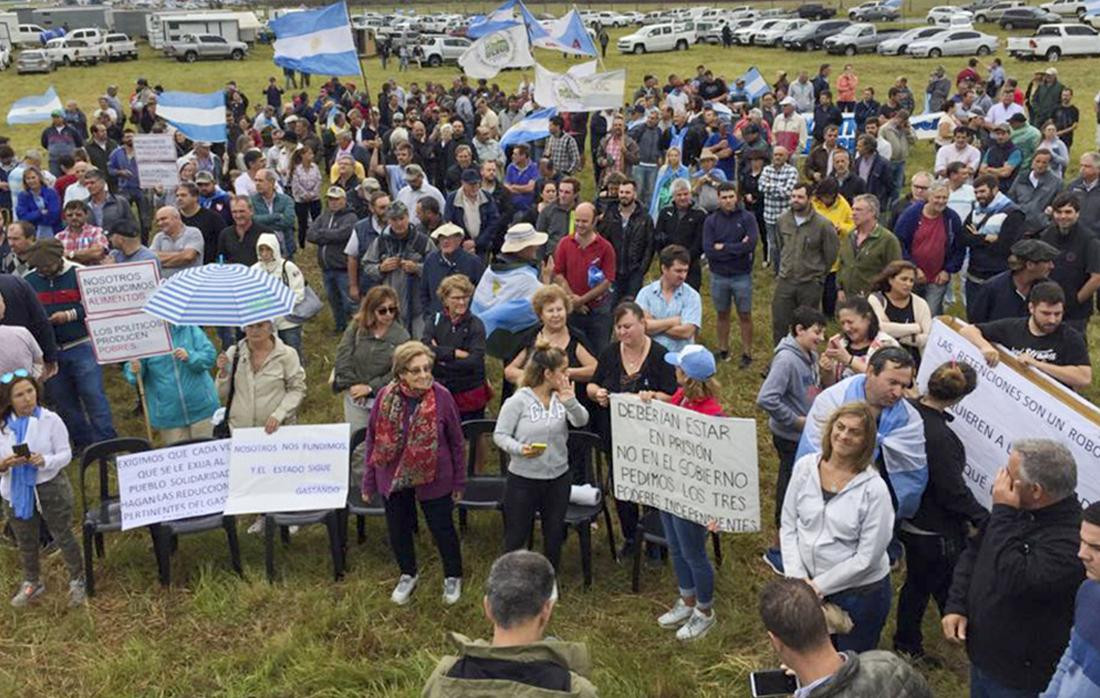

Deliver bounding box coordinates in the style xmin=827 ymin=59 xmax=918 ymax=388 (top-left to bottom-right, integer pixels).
xmin=363 ymin=341 xmax=466 ymax=607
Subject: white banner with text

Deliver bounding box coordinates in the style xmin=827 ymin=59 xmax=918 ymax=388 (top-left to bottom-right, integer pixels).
xmin=117 ymin=439 xmax=231 ymax=530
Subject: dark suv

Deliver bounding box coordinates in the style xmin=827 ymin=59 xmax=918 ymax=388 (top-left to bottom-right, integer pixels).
xmin=784 ymin=19 xmax=850 ymax=50
xmin=798 ymin=4 xmax=838 ymax=20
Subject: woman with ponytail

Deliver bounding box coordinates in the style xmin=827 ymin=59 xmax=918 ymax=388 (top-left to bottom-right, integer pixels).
xmin=494 ymin=339 xmax=589 ymax=571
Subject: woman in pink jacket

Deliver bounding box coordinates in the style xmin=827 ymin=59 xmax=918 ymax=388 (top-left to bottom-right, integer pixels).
xmin=837 ymin=64 xmax=860 ymax=113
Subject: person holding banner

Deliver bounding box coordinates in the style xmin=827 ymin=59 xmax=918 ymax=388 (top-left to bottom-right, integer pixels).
xmin=0 ymin=371 xmax=86 ymax=607
xmin=124 ymin=325 xmax=220 ymax=444
xmin=781 ymin=401 xmax=895 ymax=653
xmin=495 ymin=339 xmax=588 ymax=572
xmin=364 ymin=341 xmax=465 ymax=606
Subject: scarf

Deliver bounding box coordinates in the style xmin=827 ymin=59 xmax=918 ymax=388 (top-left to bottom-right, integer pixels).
xmin=972 ymin=191 xmax=1014 ymax=237
xmin=368 ymin=381 xmax=439 ymax=491
xmin=7 ymin=408 xmax=42 ymax=520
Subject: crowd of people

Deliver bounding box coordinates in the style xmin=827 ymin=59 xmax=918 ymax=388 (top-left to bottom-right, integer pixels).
xmin=0 ymin=53 xmax=1098 ymax=697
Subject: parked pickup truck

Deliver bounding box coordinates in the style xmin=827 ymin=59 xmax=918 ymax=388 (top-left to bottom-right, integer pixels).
xmin=824 ymin=23 xmax=905 ymax=55
xmin=164 ymin=33 xmax=247 ymax=62
xmin=43 ymin=37 xmax=105 ymax=66
xmin=1007 ymin=22 xmax=1100 ymax=61
xmin=103 ymin=33 xmax=138 ymax=61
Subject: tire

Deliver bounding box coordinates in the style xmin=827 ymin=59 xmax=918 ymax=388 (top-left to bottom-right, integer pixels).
xmin=977 ymin=44 xmax=991 ymax=56
xmin=976 ymin=14 xmax=987 ymax=22
xmin=633 ymin=43 xmax=645 ymax=54
xmin=929 ymin=47 xmax=942 ymax=57
xmin=1077 ymin=8 xmax=1087 ymax=18
xmin=230 ymin=49 xmax=244 ymax=60
xmin=185 ymin=51 xmax=197 ymax=63
xmin=1046 ymin=47 xmax=1061 ymax=61
xmin=62 ymin=55 xmax=70 ymax=66
xmin=428 ymin=54 xmax=441 ymax=66
xmin=675 ymin=39 xmax=687 ymax=50
xmin=844 ymin=44 xmax=856 ymax=56
xmin=928 ymin=17 xmax=936 ymax=24
xmin=1003 ymin=21 xmax=1014 ymax=29
xmin=773 ymin=38 xmax=783 ymax=47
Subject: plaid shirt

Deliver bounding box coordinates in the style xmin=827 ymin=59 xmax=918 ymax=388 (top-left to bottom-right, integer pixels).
xmin=759 ymin=163 xmax=800 ymax=226
xmin=546 ymin=133 xmax=580 ymax=175
xmin=55 ymin=224 xmax=110 ymax=258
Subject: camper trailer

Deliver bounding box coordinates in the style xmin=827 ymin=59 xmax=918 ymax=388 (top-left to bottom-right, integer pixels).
xmin=113 ymin=10 xmax=152 ymax=40
xmin=147 ymin=11 xmax=241 ymax=49
xmin=30 ymin=6 xmax=114 ymax=32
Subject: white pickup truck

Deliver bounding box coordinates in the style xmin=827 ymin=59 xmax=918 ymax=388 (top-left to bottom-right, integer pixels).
xmin=617 ymin=22 xmax=693 ymax=53
xmin=103 ymin=33 xmax=138 ymax=61
xmin=1007 ymin=22 xmax=1100 ymax=61
xmin=43 ymin=36 xmax=105 ymax=66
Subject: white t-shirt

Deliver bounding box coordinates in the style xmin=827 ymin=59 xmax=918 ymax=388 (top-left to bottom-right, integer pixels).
xmin=987 ymin=102 xmax=1024 ymax=126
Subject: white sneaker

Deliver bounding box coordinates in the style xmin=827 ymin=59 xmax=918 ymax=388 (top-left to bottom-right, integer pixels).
xmin=391 ymin=574 xmax=418 ymax=605
xmin=442 ymin=577 xmax=462 ymax=605
xmin=246 ymin=517 xmax=265 ymax=534
xmin=657 ymin=598 xmax=694 ymax=629
xmin=10 ymin=580 xmax=44 ymax=608
xmin=68 ymin=579 xmax=87 ymax=608
xmin=676 ymin=608 xmax=716 ymax=641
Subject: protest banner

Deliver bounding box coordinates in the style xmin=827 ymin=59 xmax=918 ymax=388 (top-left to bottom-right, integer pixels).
xmin=86 ymin=312 xmax=174 ymax=364
xmin=917 ymin=317 xmax=1100 ymax=508
xmin=132 ymin=133 xmax=177 ymax=162
xmin=117 ymin=439 xmax=231 ymax=530
xmin=137 ymin=161 xmax=181 ymax=189
xmin=223 ymin=423 xmax=351 ymax=515
xmin=76 ymin=260 xmax=161 ymax=316
xmin=610 ymin=394 xmax=760 ymax=532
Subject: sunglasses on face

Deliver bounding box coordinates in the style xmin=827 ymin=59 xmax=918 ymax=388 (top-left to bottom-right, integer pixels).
xmin=1 ymin=369 xmax=29 ymax=384
xmin=377 ymin=306 xmax=398 ymax=316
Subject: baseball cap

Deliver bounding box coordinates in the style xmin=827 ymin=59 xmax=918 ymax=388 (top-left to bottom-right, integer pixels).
xmin=386 ymin=201 xmax=409 ymax=219
xmin=1045 ymin=67 xmax=1058 ymax=76
xmin=664 ymin=344 xmax=717 ymax=381
xmin=325 ymin=185 xmax=346 ymax=199
xmin=404 ymin=163 xmax=425 ymax=178
xmin=992 ymin=122 xmax=1010 ymax=132
xmin=779 ymin=96 xmax=796 ymax=107
xmin=195 ymin=171 xmax=215 ymax=184
xmin=1008 ymin=113 xmax=1027 ymax=124
xmin=51 ymin=109 xmax=63 ymax=117
xmin=460 ymin=168 xmax=480 ymax=184
xmin=1010 ymin=238 xmax=1059 ymax=262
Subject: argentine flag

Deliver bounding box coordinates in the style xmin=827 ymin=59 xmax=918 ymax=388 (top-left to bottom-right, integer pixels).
xmin=472 ymin=263 xmax=541 ymax=359
xmin=739 ymin=67 xmax=770 ymax=102
xmin=527 ymin=8 xmax=598 ymax=57
xmin=6 ymin=86 xmax=63 ymax=125
xmin=500 ymin=107 xmax=559 ymax=148
xmin=157 ymin=91 xmax=228 ymax=143
xmin=467 ymin=0 xmax=521 ymax=39
xmin=271 ymin=2 xmax=359 ymax=77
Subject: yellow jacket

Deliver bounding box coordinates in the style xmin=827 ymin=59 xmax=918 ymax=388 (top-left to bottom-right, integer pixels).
xmin=813 ymin=195 xmax=854 ymax=272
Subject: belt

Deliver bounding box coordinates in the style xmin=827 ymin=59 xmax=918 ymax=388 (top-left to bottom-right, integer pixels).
xmin=60 ymin=337 xmax=91 ymax=351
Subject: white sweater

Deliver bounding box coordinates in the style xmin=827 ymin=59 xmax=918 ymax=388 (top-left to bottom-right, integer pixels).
xmin=0 ymin=408 xmax=72 ymax=502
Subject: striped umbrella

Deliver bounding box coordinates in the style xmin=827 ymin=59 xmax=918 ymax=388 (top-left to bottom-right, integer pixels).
xmin=143 ymin=263 xmax=295 ymax=327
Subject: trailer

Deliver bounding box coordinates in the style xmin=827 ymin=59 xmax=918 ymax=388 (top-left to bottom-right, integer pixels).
xmin=113 ymin=10 xmax=152 ymax=40
xmin=147 ymin=11 xmax=241 ymax=49
xmin=30 ymin=6 xmax=114 ymax=32
xmin=0 ymin=12 xmax=17 ymax=50
xmin=228 ymin=11 xmax=262 ymax=43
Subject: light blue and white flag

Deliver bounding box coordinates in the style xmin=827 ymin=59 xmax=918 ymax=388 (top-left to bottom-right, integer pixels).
xmin=528 ymin=8 xmax=598 ymax=56
xmin=6 ymin=86 xmax=63 ymax=125
xmin=739 ymin=67 xmax=770 ymax=102
xmin=472 ymin=262 xmax=541 ymax=359
xmin=157 ymin=91 xmax=228 ymax=144
xmin=909 ymin=111 xmax=945 ymax=140
xmin=799 ymin=112 xmax=858 ymax=154
xmin=271 ymin=1 xmax=359 ymax=76
xmin=467 ymin=0 xmax=521 ymax=38
xmin=459 ymin=23 xmax=534 ymax=79
xmin=500 ymin=106 xmax=558 ymax=147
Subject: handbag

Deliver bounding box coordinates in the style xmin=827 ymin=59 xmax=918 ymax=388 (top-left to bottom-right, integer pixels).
xmin=282 ymin=261 xmax=323 ymax=324
xmin=212 ymin=343 xmax=242 ymax=439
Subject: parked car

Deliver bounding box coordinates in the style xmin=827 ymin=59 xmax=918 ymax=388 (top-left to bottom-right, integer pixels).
xmin=973 ymin=0 xmax=1027 ymax=23
xmin=419 ymin=35 xmax=470 ymax=66
xmin=908 ymin=27 xmax=997 ymax=56
xmin=15 ymin=24 xmax=46 ymax=48
xmin=927 ymin=7 xmax=977 ymax=25
xmin=67 ymin=28 xmax=106 ymax=45
xmin=734 ymin=18 xmax=780 ymax=45
xmin=1007 ymin=22 xmax=1100 ymax=60
xmin=622 ymin=11 xmax=644 ymax=25
xmin=878 ymin=26 xmax=947 ymax=54
xmin=848 ymin=1 xmax=902 ymax=21
xmin=592 ymin=11 xmax=630 ymax=27
xmin=1040 ymin=0 xmax=1091 ymax=19
xmin=103 ymin=33 xmax=138 ymax=61
xmin=999 ymin=7 xmax=1061 ymax=29
xmin=16 ymin=49 xmax=53 ymax=73
xmin=783 ymin=19 xmax=851 ymax=50
xmin=824 ymin=23 xmax=905 ymax=55
xmin=617 ymin=23 xmax=693 ymax=53
xmin=798 ymin=4 xmax=838 ymax=20
xmin=754 ymin=19 xmax=808 ymax=47
xmin=43 ymin=37 xmax=104 ymax=66
xmin=163 ymin=33 xmax=248 ymax=62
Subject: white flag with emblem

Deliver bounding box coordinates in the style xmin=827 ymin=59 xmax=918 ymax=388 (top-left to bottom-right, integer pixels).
xmin=458 ymin=24 xmax=534 ymax=79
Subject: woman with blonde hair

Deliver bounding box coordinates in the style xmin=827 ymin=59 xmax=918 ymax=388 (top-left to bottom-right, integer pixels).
xmin=780 ymin=401 xmax=895 ymax=652
xmin=364 ymin=341 xmax=466 ymax=606
xmin=333 ymin=285 xmax=410 ymax=433
xmin=504 ymin=284 xmax=597 ymax=397
xmin=423 ymin=275 xmax=489 ymax=422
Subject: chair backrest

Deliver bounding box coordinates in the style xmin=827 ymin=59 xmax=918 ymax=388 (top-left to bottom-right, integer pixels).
xmin=350 ymin=427 xmax=366 ymax=454
xmin=567 ymin=430 xmax=606 ymax=488
xmin=461 ymin=418 xmax=508 ymax=477
xmin=165 ymin=437 xmax=214 ymax=448
xmin=79 ymin=437 xmax=153 ymax=515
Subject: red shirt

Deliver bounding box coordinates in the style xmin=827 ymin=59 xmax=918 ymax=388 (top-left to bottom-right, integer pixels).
xmin=911 ymin=213 xmax=947 ymax=280
xmin=554 ymin=233 xmax=616 ymax=308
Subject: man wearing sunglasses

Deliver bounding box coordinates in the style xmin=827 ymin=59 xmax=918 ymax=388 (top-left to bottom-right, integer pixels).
xmin=22 ymin=239 xmax=116 ymax=451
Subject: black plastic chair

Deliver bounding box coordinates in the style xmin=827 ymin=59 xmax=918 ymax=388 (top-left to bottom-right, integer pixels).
xmin=148 ymin=438 xmax=242 ymax=586
xmin=563 ymin=431 xmax=618 ymax=589
xmin=79 ymin=437 xmax=152 ymax=597
xmin=264 ymin=509 xmax=345 ymax=582
xmin=340 ymin=428 xmax=385 ymax=567
xmin=631 ymin=509 xmax=723 ymax=593
xmin=456 ymin=419 xmax=507 ymax=532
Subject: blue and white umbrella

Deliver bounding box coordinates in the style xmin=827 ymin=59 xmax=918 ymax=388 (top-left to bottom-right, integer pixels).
xmin=143 ymin=263 xmax=295 ymax=327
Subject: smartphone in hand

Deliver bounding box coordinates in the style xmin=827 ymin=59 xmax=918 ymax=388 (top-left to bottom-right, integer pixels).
xmin=749 ymin=670 xmax=799 ymax=697
xmin=12 ymin=443 xmax=31 ymax=459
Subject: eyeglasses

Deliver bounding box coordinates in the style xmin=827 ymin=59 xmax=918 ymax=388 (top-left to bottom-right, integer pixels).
xmin=377 ymin=306 xmax=398 ymax=316
xmin=1 ymin=369 xmax=29 ymax=384
xmin=403 ymin=366 xmax=432 ymax=375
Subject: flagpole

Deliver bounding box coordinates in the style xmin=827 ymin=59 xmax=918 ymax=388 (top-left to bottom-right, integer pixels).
xmin=346 ymin=1 xmax=370 ymax=97
xmin=575 ymin=4 xmax=605 ymax=71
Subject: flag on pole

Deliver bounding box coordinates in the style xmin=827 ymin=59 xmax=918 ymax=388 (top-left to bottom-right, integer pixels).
xmin=535 ymin=63 xmax=626 ymax=112
xmin=458 ymin=24 xmax=534 ymax=80
xmin=909 ymin=111 xmax=945 ymax=140
xmin=466 ymin=0 xmax=521 ymax=38
xmin=500 ymin=107 xmax=559 ymax=147
xmin=6 ymin=86 xmax=63 ymax=125
xmin=156 ymin=91 xmax=229 ymax=143
xmin=527 ymin=8 xmax=598 ymax=56
xmin=270 ymin=1 xmax=359 ymax=76
xmin=738 ymin=67 xmax=770 ymax=101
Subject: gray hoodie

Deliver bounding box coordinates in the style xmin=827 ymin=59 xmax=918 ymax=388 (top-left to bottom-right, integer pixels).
xmin=493 ymin=387 xmax=588 ymax=480
xmin=756 ymin=335 xmax=820 ymax=442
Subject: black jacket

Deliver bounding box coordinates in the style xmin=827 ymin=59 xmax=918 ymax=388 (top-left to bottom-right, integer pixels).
xmin=855 ymin=153 xmax=895 ymax=209
xmin=654 ymin=204 xmax=706 ymax=290
xmin=307 ymin=207 xmax=358 ymax=271
xmin=0 ymin=274 xmax=58 ymax=362
xmin=907 ymin=401 xmax=988 ymax=541
xmin=945 ymin=495 xmax=1084 ymax=691
xmin=599 ymin=204 xmax=654 ymax=281
xmin=422 ymin=311 xmax=487 ymax=395
xmin=960 ymin=206 xmax=1026 ymax=280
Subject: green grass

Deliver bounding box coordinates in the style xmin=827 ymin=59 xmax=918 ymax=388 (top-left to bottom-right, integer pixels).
xmin=1 ymin=17 xmax=1098 ymax=697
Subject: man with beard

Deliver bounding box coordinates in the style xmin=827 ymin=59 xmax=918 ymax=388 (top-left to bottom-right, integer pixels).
xmin=968 ymin=239 xmax=1058 ymax=324
xmin=1038 ymin=192 xmax=1100 ymax=338
xmin=599 ymin=178 xmax=654 ymax=303
xmin=959 ymin=174 xmax=1026 ymax=308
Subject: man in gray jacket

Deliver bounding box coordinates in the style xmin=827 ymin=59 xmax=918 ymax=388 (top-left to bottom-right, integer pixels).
xmin=759 ymin=577 xmax=932 ymax=698
xmin=1007 ymin=149 xmax=1063 ymax=235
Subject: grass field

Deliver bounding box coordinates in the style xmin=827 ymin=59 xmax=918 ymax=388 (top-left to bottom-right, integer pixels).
xmin=1 ymin=12 xmax=1099 ymax=697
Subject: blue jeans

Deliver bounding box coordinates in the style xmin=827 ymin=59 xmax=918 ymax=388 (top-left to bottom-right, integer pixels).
xmin=278 ymin=326 xmax=304 ymax=365
xmin=970 ymin=664 xmax=1040 ymax=698
xmin=45 ymin=342 xmax=117 ymax=450
xmin=632 ymin=164 xmax=659 ymax=209
xmin=659 ymin=511 xmax=714 ymax=608
xmin=826 ymin=575 xmax=892 ymax=653
xmin=889 ymin=161 xmax=907 ymax=211
xmin=917 ymin=280 xmax=950 ymax=317
xmin=322 ymin=268 xmax=353 ymax=332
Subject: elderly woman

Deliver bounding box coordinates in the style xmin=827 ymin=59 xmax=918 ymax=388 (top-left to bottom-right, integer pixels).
xmin=251 ymin=233 xmax=306 ymax=363
xmin=333 ymin=286 xmax=411 ymax=433
xmin=364 ymin=341 xmax=465 ymax=606
xmin=15 ymin=167 xmax=62 ymax=238
xmin=867 ymin=260 xmax=932 ymax=365
xmin=124 ymin=324 xmax=220 ymax=444
xmin=495 ymin=340 xmax=588 ymax=572
xmin=781 ymin=401 xmax=895 ymax=652
xmin=505 ymin=284 xmax=597 ymax=395
xmin=821 ymin=297 xmax=899 ymax=387
xmin=215 ymin=319 xmax=306 ymax=433
xmin=650 ymin=146 xmax=690 ymax=221
xmin=423 ymin=275 xmax=488 ymax=422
